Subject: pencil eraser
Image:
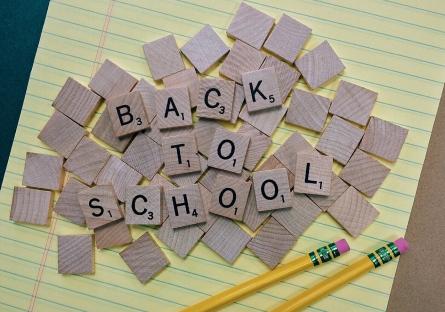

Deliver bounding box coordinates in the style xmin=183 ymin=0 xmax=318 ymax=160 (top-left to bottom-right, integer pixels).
xmin=394 ymin=237 xmax=409 ymax=254
xmin=335 ymin=239 xmax=350 ymax=254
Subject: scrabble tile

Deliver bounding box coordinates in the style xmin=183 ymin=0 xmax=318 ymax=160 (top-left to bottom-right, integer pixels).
xmin=339 ymin=149 xmax=390 ymax=197
xmin=92 ymin=110 xmax=133 ymax=153
xmin=54 ymin=177 xmax=89 ymax=225
xmin=330 ymin=81 xmax=377 ymax=126
xmin=95 ymin=219 xmax=133 ymax=249
xmin=22 ymin=152 xmax=64 ymax=191
xmin=161 ymin=134 xmax=201 ymax=176
xmin=252 ymin=168 xmax=292 ymax=212
xmin=151 ymin=174 xmax=175 ymax=223
xmin=285 ymin=89 xmax=330 ymax=132
xmin=273 ymin=131 xmax=314 ymax=172
xmin=308 ymin=173 xmax=349 ymax=211
xmin=53 ymin=77 xmax=101 ymax=126
xmin=237 ymin=123 xmax=272 ymax=171
xmin=242 ymin=67 xmax=282 ymax=112
xmin=227 ymin=2 xmax=274 ymax=49
xmin=294 ymin=152 xmax=333 ymax=196
xmin=257 ymin=155 xmax=295 ymax=189
xmin=38 ymin=111 xmax=86 ymax=158
xmin=230 ymin=84 xmax=245 ymax=124
xmin=197 ymin=78 xmax=235 ymax=121
xmin=122 ymin=132 xmax=163 ymax=180
xmin=263 ymin=14 xmax=311 ymax=63
xmin=242 ymin=185 xmax=270 ymax=232
xmin=327 ymin=186 xmax=379 ymax=237
xmin=165 ymin=184 xmax=206 ymax=228
xmin=10 ymin=187 xmax=52 ymax=225
xmin=239 ymin=105 xmax=287 ymax=137
xmin=193 ymin=118 xmax=224 ymax=157
xmin=64 ymin=136 xmax=110 ymax=186
xmin=199 ymin=167 xmax=251 ymax=193
xmin=125 ymin=185 xmax=162 ymax=225
xmin=89 ymin=59 xmax=138 ymax=100
xmin=316 ymin=115 xmax=364 ymax=165
xmin=220 ymin=40 xmax=266 ymax=84
xmin=133 ymin=79 xmax=157 ymax=122
xmin=247 ymin=217 xmax=295 ymax=269
xmin=106 ymin=91 xmax=150 ymax=137
xmin=58 ymin=235 xmax=94 ymax=275
xmin=197 ymin=183 xmax=219 ymax=232
xmin=144 ymin=116 xmax=193 ymax=146
xmin=201 ymin=217 xmax=251 ymax=263
xmin=95 ymin=156 xmax=143 ymax=202
xmin=155 ymin=87 xmax=192 ymax=130
xmin=208 ymin=128 xmax=250 ymax=174
xmin=170 ymin=154 xmax=207 ymax=187
xmin=360 ymin=116 xmax=408 ymax=162
xmin=143 ymin=35 xmax=185 ymax=80
xmin=163 ymin=68 xmax=199 ymax=109
xmin=120 ymin=232 xmax=169 ymax=284
xmin=78 ymin=185 xmax=123 ymax=229
xmin=181 ymin=24 xmax=230 ymax=73
xmin=295 ymin=41 xmax=345 ymax=89
xmin=272 ymin=193 xmax=322 ymax=237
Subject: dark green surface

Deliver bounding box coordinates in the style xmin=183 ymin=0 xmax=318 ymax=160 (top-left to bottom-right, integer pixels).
xmin=0 ymin=1 xmax=50 ymax=186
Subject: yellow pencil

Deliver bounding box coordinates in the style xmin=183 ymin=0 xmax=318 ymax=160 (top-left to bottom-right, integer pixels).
xmin=271 ymin=237 xmax=409 ymax=312
xmin=181 ymin=239 xmax=350 ymax=312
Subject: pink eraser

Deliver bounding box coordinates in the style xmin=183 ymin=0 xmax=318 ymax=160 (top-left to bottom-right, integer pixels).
xmin=335 ymin=239 xmax=350 ymax=254
xmin=394 ymin=237 xmax=409 ymax=254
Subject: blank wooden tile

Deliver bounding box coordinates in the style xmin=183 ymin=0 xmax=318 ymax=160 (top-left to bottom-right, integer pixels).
xmin=143 ymin=35 xmax=185 ymax=80
xmin=38 ymin=110 xmax=86 ymax=158
xmin=238 ymin=123 xmax=272 ymax=171
xmin=125 ymin=185 xmax=162 ymax=225
xmin=239 ymin=104 xmax=287 ymax=137
xmin=242 ymin=67 xmax=282 ymax=112
xmin=220 ymin=40 xmax=266 ymax=84
xmin=328 ymin=186 xmax=379 ymax=237
xmin=170 ymin=154 xmax=207 ymax=187
xmin=155 ymin=87 xmax=192 ymax=130
xmin=257 ymin=155 xmax=295 ymax=189
xmin=197 ymin=183 xmax=219 ymax=232
xmin=54 ymin=177 xmax=88 ymax=225
xmin=295 ymin=41 xmax=345 ymax=89
xmin=162 ymin=134 xmax=201 ymax=176
xmin=285 ymin=89 xmax=330 ymax=132
xmin=92 ymin=110 xmax=133 ymax=153
xmin=53 ymin=77 xmax=101 ymax=126
xmin=274 ymin=132 xmax=313 ymax=174
xmin=58 ymin=235 xmax=94 ymax=275
xmin=230 ymin=84 xmax=245 ymax=124
xmin=201 ymin=217 xmax=251 ymax=263
xmin=89 ymin=59 xmax=138 ymax=100
xmin=78 ymin=185 xmax=123 ymax=229
xmin=23 ymin=152 xmax=64 ymax=191
xmin=10 ymin=187 xmax=52 ymax=225
xmin=197 ymin=78 xmax=235 ymax=121
xmin=309 ymin=174 xmax=349 ymax=211
xmin=340 ymin=149 xmax=390 ymax=197
xmin=264 ymin=14 xmax=311 ymax=63
xmin=208 ymin=128 xmax=250 ymax=174
xmin=64 ymin=136 xmax=110 ymax=186
xmin=133 ymin=79 xmax=157 ymax=122
xmin=144 ymin=116 xmax=193 ymax=146
xmin=360 ymin=116 xmax=408 ymax=162
xmin=316 ymin=115 xmax=364 ymax=165
xmin=253 ymin=168 xmax=292 ymax=212
xmin=247 ymin=217 xmax=295 ymax=269
xmin=163 ymin=68 xmax=199 ymax=109
xmin=181 ymin=24 xmax=230 ymax=73
xmin=193 ymin=118 xmax=224 ymax=157
xmin=151 ymin=174 xmax=175 ymax=223
xmin=227 ymin=2 xmax=274 ymax=49
xmin=242 ymin=185 xmax=271 ymax=232
xmin=294 ymin=152 xmax=333 ymax=196
xmin=120 ymin=232 xmax=169 ymax=284
xmin=95 ymin=219 xmax=133 ymax=249
xmin=199 ymin=167 xmax=251 ymax=193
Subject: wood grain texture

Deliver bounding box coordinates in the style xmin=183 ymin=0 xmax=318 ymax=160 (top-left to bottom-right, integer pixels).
xmin=242 ymin=67 xmax=282 ymax=112
xmin=237 ymin=123 xmax=272 ymax=171
xmin=193 ymin=118 xmax=224 ymax=157
xmin=274 ymin=132 xmax=313 ymax=174
xmin=144 ymin=116 xmax=193 ymax=146
xmin=133 ymin=79 xmax=157 ymax=122
xmin=125 ymin=185 xmax=162 ymax=225
xmin=58 ymin=235 xmax=94 ymax=275
xmin=197 ymin=78 xmax=235 ymax=121
xmin=10 ymin=187 xmax=53 ymax=225
xmin=242 ymin=183 xmax=271 ymax=231
xmin=22 ymin=152 xmax=64 ymax=191
xmin=155 ymin=87 xmax=192 ymax=130
xmin=230 ymin=84 xmax=245 ymax=124
xmin=239 ymin=104 xmax=287 ymax=137
xmin=199 ymin=167 xmax=250 ymax=193
xmin=92 ymin=109 xmax=133 ymax=153
xmin=308 ymin=173 xmax=349 ymax=211
xmin=162 ymin=134 xmax=201 ymax=176
xmin=252 ymin=168 xmax=292 ymax=211
xmin=197 ymin=183 xmax=219 ymax=232
xmin=150 ymin=174 xmax=175 ymax=224
xmin=54 ymin=177 xmax=88 ymax=225
xmin=294 ymin=152 xmax=333 ymax=196
xmin=95 ymin=219 xmax=133 ymax=249
xmin=256 ymin=155 xmax=295 ymax=189
xmin=165 ymin=184 xmax=206 ymax=228
xmin=163 ymin=68 xmax=199 ymax=109
xmin=170 ymin=154 xmax=207 ymax=187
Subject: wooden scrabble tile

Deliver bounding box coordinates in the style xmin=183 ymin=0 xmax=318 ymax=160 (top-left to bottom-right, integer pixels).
xmin=106 ymin=91 xmax=150 ymax=137
xmin=144 ymin=116 xmax=193 ymax=146
xmin=133 ymin=79 xmax=157 ymax=122
xmin=165 ymin=184 xmax=206 ymax=229
xmin=285 ymin=89 xmax=330 ymax=132
xmin=339 ymin=149 xmax=390 ymax=197
xmin=120 ymin=232 xmax=169 ymax=284
xmin=242 ymin=185 xmax=271 ymax=231
xmin=95 ymin=156 xmax=143 ymax=202
xmin=237 ymin=123 xmax=272 ymax=171
xmin=327 ymin=186 xmax=379 ymax=237
xmin=295 ymin=41 xmax=345 ymax=89
xmin=163 ymin=68 xmax=199 ymax=109
xmin=227 ymin=2 xmax=274 ymax=49
xmin=89 ymin=59 xmax=138 ymax=100
xmin=252 ymin=168 xmax=292 ymax=212
xmin=95 ymin=219 xmax=133 ymax=249
xmin=257 ymin=155 xmax=295 ymax=189
xmin=230 ymin=84 xmax=245 ymax=124
xmin=193 ymin=118 xmax=224 ymax=157
xmin=161 ymin=134 xmax=201 ymax=176
xmin=170 ymin=154 xmax=207 ymax=187
xmin=247 ymin=217 xmax=295 ymax=269
xmin=55 ymin=177 xmax=89 ymax=225
xmin=22 ymin=152 xmax=64 ymax=191
xmin=92 ymin=110 xmax=133 ymax=153
xmin=64 ymin=136 xmax=110 ymax=186
xmin=38 ymin=111 xmax=86 ymax=158
xmin=263 ymin=14 xmax=311 ymax=63
xmin=58 ymin=235 xmax=94 ymax=275
xmin=197 ymin=78 xmax=235 ymax=121
xmin=78 ymin=185 xmax=123 ymax=229
xmin=359 ymin=116 xmax=408 ymax=162
xmin=208 ymin=128 xmax=250 ymax=174
xmin=199 ymin=167 xmax=251 ymax=193
xmin=220 ymin=40 xmax=266 ymax=84
xmin=239 ymin=104 xmax=287 ymax=137
xmin=197 ymin=183 xmax=219 ymax=232
xmin=181 ymin=24 xmax=230 ymax=73
xmin=294 ymin=152 xmax=333 ymax=196
xmin=125 ymin=185 xmax=162 ymax=225
xmin=308 ymin=173 xmax=349 ymax=211
xmin=242 ymin=67 xmax=282 ymax=112
xmin=10 ymin=187 xmax=52 ymax=225
xmin=151 ymin=174 xmax=175 ymax=223
xmin=143 ymin=35 xmax=185 ymax=80
xmin=274 ymin=132 xmax=313 ymax=174
xmin=53 ymin=77 xmax=101 ymax=126
xmin=122 ymin=132 xmax=163 ymax=180
xmin=201 ymin=217 xmax=251 ymax=263
xmin=155 ymin=87 xmax=192 ymax=130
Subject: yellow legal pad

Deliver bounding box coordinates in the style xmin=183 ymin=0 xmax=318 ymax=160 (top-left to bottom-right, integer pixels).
xmin=1 ymin=0 xmax=445 ymax=311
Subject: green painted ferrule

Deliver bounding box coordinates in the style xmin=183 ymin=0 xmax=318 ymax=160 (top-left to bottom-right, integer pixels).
xmin=368 ymin=253 xmax=381 ymax=268
xmin=376 ymin=246 xmax=393 ymax=264
xmin=387 ymin=242 xmax=400 ymax=257
xmin=309 ymin=251 xmax=320 ymax=266
xmin=317 ymin=246 xmax=332 ymax=263
xmin=328 ymin=243 xmax=340 ymax=258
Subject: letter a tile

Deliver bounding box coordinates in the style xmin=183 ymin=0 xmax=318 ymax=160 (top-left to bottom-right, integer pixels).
xmin=155 ymin=87 xmax=192 ymax=130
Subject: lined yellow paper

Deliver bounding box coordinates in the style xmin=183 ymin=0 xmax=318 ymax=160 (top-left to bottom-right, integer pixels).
xmin=1 ymin=0 xmax=445 ymax=311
